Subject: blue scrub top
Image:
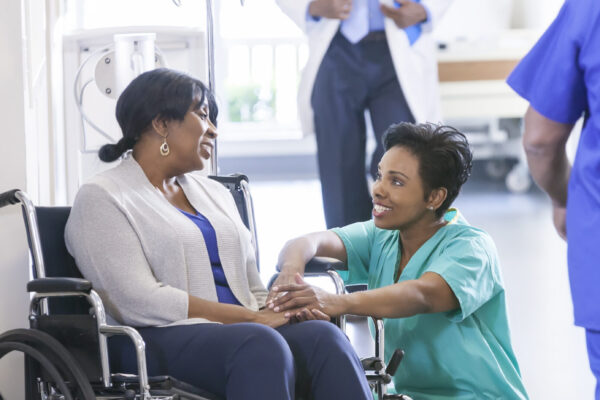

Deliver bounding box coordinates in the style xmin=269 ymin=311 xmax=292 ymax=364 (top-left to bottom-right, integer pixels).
xmin=332 ymin=210 xmax=528 ymax=399
xmin=507 ymin=0 xmax=600 ymax=329
xmin=179 ymin=209 xmax=242 ymax=306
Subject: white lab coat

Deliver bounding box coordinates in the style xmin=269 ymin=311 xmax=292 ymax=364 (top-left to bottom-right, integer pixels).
xmin=276 ymin=0 xmax=452 ymax=135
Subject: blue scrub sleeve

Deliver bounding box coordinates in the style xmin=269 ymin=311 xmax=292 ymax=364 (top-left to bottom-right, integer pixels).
xmin=507 ymin=0 xmax=587 ymax=124
xmin=427 ymin=235 xmax=502 ymax=322
xmin=331 ymin=221 xmax=375 ymax=285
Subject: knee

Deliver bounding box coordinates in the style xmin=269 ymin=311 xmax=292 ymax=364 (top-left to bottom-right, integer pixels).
xmin=232 ymin=324 xmax=294 ymax=372
xmin=303 ymin=320 xmax=353 ymax=352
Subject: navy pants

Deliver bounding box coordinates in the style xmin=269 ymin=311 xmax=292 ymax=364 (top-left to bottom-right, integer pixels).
xmin=587 ymin=329 xmax=600 ymax=399
xmin=311 ymin=31 xmax=414 ymax=229
xmin=108 ymin=320 xmax=371 ymax=400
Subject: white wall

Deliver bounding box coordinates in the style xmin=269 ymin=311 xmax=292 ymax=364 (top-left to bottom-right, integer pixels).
xmin=0 ymin=0 xmax=58 ymax=397
xmin=0 ymin=0 xmax=32 ymax=397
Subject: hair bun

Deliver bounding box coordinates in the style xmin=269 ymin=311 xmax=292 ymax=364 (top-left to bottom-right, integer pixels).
xmin=98 ymin=143 xmax=123 ymax=162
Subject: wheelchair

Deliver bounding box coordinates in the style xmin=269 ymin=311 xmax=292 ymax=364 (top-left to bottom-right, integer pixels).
xmin=0 ymin=175 xmax=410 ymax=400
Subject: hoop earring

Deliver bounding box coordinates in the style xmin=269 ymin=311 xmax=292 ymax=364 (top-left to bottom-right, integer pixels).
xmin=159 ymin=138 xmax=170 ymax=156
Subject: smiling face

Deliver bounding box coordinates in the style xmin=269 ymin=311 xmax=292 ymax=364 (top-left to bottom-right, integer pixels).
xmin=372 ymin=146 xmax=434 ymax=230
xmin=166 ymin=99 xmax=217 ymax=172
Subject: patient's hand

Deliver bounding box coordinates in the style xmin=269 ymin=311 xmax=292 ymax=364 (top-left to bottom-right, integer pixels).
xmin=254 ymin=308 xmax=290 ymax=328
xmin=290 ymin=308 xmax=331 ymax=323
xmin=269 ymin=273 xmax=344 ymax=318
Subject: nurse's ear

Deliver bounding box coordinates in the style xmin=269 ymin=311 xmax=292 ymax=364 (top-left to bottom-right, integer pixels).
xmin=426 ymin=187 xmax=447 ymax=211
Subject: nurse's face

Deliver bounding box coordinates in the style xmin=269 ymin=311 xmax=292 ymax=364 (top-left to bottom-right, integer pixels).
xmin=371 ymin=146 xmax=431 ymax=230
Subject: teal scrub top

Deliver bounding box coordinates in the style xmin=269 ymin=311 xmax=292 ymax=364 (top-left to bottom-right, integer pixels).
xmin=332 ymin=210 xmax=528 ymax=399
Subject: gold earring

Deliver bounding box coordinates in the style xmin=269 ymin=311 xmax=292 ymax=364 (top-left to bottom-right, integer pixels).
xmin=159 ymin=137 xmax=170 ymax=156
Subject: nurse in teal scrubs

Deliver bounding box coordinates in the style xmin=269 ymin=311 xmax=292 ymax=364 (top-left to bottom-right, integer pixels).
xmin=269 ymin=123 xmax=529 ymax=399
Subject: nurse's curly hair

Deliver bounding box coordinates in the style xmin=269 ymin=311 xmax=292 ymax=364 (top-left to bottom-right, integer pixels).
xmin=382 ymin=122 xmax=473 ymax=218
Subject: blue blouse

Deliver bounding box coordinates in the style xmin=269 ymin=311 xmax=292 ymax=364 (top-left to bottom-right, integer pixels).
xmin=179 ymin=209 xmax=242 ymax=306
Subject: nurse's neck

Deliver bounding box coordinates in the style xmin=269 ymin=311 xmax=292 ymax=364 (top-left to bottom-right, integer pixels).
xmin=398 ymin=216 xmax=447 ymax=260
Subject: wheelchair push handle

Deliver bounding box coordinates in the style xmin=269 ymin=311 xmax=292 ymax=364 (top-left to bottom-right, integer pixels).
xmin=0 ymin=189 xmax=21 ymax=208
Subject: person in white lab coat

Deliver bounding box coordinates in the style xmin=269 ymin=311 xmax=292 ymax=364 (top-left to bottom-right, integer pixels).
xmin=276 ymin=0 xmax=451 ymax=228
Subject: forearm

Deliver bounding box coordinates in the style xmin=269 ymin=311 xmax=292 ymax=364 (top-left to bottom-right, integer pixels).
xmin=188 ymin=295 xmax=257 ymax=324
xmin=338 ymin=281 xmax=431 ymax=319
xmin=523 ymin=106 xmax=573 ymax=207
xmin=277 ymin=236 xmax=317 ymax=275
xmin=526 ymin=148 xmax=570 ymax=206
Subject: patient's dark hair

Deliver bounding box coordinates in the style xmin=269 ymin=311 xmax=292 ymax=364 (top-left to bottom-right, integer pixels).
xmin=99 ymin=68 xmax=218 ymax=162
xmin=382 ymin=122 xmax=473 ymax=218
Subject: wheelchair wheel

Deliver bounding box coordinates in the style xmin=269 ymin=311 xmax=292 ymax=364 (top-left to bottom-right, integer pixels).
xmin=0 ymin=341 xmax=73 ymax=400
xmin=0 ymin=329 xmax=95 ymax=399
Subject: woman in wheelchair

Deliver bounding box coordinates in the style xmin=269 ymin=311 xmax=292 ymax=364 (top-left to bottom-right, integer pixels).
xmin=270 ymin=123 xmax=529 ymax=399
xmin=64 ymin=68 xmax=371 ymax=400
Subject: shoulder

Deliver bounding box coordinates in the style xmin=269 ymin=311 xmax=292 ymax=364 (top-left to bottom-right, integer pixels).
xmin=184 ymin=172 xmax=233 ymax=198
xmin=441 ymin=220 xmax=498 ymax=261
xmin=333 ymin=220 xmax=397 ymax=247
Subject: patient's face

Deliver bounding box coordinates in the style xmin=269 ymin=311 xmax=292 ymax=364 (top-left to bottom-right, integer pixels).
xmin=167 ymin=99 xmax=217 ymax=172
xmin=371 ymin=146 xmax=429 ymax=230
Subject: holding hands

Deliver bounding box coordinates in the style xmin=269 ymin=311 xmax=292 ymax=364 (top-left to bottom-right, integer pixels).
xmin=268 ymin=273 xmax=343 ymax=322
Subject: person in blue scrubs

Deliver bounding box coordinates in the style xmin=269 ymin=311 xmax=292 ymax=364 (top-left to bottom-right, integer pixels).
xmin=269 ymin=123 xmax=529 ymax=399
xmin=507 ymin=0 xmax=600 ymax=396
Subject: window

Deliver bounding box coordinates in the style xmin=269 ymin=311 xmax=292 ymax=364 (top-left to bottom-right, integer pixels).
xmin=65 ymin=0 xmax=307 ymax=141
xmin=216 ymin=0 xmax=307 ymax=141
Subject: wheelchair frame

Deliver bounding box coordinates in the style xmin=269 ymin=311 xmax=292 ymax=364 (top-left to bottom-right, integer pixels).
xmin=9 ymin=189 xmax=156 ymax=399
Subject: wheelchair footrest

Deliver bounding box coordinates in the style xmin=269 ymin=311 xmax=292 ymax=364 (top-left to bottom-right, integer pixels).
xmin=111 ymin=374 xmax=222 ymax=400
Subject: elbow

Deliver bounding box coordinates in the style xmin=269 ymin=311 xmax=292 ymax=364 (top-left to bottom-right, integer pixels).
xmin=412 ymin=284 xmax=436 ymax=315
xmin=522 ymin=132 xmax=556 ymax=157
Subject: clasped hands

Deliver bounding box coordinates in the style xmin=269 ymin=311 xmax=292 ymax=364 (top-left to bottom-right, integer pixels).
xmin=266 ymin=273 xmax=343 ymax=323
xmin=309 ymin=0 xmax=427 ymax=29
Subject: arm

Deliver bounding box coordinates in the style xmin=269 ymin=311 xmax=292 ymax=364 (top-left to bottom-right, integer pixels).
xmin=523 ymin=106 xmax=574 ymax=239
xmin=271 ymin=271 xmax=458 ymax=319
xmin=380 ymin=0 xmax=428 ymax=29
xmin=268 ymin=231 xmax=347 ymax=297
xmin=188 ymin=296 xmax=288 ymax=327
xmin=67 ymin=184 xmax=287 ymax=328
xmin=380 ymin=0 xmax=452 ymax=31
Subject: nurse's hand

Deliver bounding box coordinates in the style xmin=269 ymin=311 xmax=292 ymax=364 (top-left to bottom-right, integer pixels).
xmin=266 ymin=271 xmax=298 ymax=304
xmin=381 ymin=0 xmax=427 ymax=29
xmin=309 ymin=0 xmax=352 ymax=20
xmin=269 ymin=273 xmax=344 ymax=318
xmin=552 ymin=204 xmax=567 ymax=241
xmin=254 ymin=308 xmax=290 ymax=328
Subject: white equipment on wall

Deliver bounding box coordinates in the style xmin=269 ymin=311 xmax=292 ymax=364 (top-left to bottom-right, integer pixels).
xmin=63 ymin=26 xmax=208 ymax=202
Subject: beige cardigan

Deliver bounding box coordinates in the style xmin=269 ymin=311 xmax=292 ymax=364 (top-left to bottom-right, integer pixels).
xmin=65 ymin=155 xmax=267 ymax=327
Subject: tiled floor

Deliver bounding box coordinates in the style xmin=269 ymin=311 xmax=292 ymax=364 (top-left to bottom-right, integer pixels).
xmin=249 ymin=177 xmax=595 ymax=399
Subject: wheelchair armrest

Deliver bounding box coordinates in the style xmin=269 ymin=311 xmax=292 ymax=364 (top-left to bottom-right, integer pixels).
xmin=208 ymin=173 xmax=249 ymax=187
xmin=304 ymin=257 xmax=347 ymax=273
xmin=27 ymin=277 xmax=92 ymax=294
xmin=346 ymin=284 xmax=367 ymax=293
